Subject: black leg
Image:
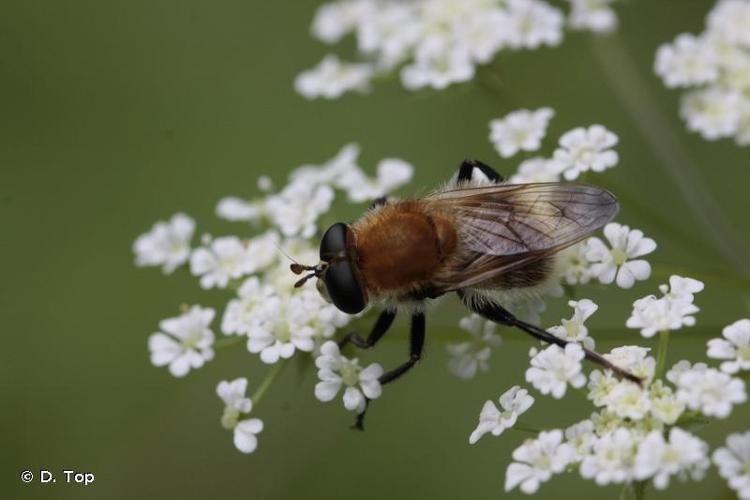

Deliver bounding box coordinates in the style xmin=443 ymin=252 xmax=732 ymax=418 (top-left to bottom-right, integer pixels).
xmin=338 ymin=310 xmax=396 ymax=350
xmin=370 ymin=196 xmax=387 ymax=209
xmin=379 ymin=313 xmax=425 ymax=385
xmin=352 ymin=313 xmax=426 ymax=430
xmin=457 ymin=159 xmax=504 ymax=183
xmin=458 ymin=292 xmax=642 ymax=385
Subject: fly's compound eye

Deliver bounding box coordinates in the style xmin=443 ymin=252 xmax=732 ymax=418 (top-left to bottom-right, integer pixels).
xmin=320 ymin=222 xmax=348 ymax=261
xmin=319 ymin=223 xmax=367 ymax=314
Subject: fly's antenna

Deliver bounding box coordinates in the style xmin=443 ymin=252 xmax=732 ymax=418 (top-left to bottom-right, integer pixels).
xmin=290 ymin=261 xmax=328 ymax=288
xmin=275 ymin=242 xmax=298 ymax=265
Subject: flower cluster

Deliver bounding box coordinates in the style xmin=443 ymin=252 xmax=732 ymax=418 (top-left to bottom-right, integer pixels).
xmin=216 ymin=378 xmax=264 ymax=453
xmin=489 ymin=108 xmax=620 ymax=183
xmin=654 ymin=0 xmax=750 ymax=145
xmin=489 ymin=109 xmax=656 ymax=289
xmin=135 ymin=144 xmax=415 ymax=452
xmin=296 ymin=0 xmax=620 ymax=98
xmin=466 ymin=276 xmax=750 ymax=496
xmin=314 ymin=341 xmax=384 ymax=412
xmin=446 ymin=313 xmax=503 ymax=379
xmin=626 ymin=275 xmax=703 ymax=338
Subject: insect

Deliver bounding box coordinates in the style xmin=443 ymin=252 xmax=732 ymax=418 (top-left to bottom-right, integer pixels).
xmin=292 ymin=159 xmax=641 ymax=429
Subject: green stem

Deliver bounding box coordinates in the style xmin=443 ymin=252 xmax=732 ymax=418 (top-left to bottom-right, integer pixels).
xmin=214 ymin=336 xmax=245 ymax=349
xmin=618 ymin=484 xmax=629 ymax=500
xmin=251 ymin=359 xmax=288 ymax=406
xmin=589 ymin=32 xmax=750 ymax=280
xmin=633 ymin=480 xmax=647 ymax=500
xmin=654 ymin=330 xmax=670 ymax=380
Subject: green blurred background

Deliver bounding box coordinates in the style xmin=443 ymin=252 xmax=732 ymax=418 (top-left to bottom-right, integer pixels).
xmin=2 ymin=0 xmax=749 ymax=498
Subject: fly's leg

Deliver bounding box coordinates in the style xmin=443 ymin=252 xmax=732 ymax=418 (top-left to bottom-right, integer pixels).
xmin=352 ymin=313 xmax=426 ymax=430
xmin=338 ymin=310 xmax=396 ymax=350
xmin=370 ymin=196 xmax=387 ymax=209
xmin=459 ymin=292 xmax=643 ymax=385
xmin=457 ymin=159 xmax=504 ymax=183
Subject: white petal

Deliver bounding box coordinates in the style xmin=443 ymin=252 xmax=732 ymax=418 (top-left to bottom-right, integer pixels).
xmin=315 ymin=380 xmax=342 ymax=402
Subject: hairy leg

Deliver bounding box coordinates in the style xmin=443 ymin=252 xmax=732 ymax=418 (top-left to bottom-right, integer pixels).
xmin=459 ymin=292 xmax=642 ymax=385
xmin=352 ymin=313 xmax=426 ymax=430
xmin=457 ymin=159 xmax=504 ymax=183
xmin=338 ymin=310 xmax=396 ymax=350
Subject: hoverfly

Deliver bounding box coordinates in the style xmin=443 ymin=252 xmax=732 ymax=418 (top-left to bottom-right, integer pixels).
xmin=292 ymin=159 xmax=641 ymax=429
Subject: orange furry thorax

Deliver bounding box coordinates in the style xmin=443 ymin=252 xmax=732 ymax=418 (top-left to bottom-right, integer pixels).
xmin=351 ymin=201 xmax=457 ymax=295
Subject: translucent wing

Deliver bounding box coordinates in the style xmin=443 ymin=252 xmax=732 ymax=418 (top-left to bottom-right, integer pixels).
xmin=427 ymin=183 xmax=618 ymax=290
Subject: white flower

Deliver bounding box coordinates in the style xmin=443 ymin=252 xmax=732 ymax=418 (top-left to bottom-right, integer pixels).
xmin=526 ymin=343 xmax=586 ymax=398
xmin=567 ymin=0 xmax=617 ymax=33
xmin=133 ymin=213 xmax=195 ymax=273
xmin=553 ymin=124 xmax=618 ymax=180
xmin=505 ymin=429 xmax=575 ymax=493
xmin=314 ymin=341 xmax=383 ymax=413
xmin=654 ymin=34 xmax=719 ymax=88
xmin=357 ymin=3 xmax=421 ymax=68
xmin=713 ymin=431 xmax=750 ymax=500
xmin=548 ymin=299 xmax=598 ymax=349
xmin=672 ymin=365 xmax=747 ymax=418
xmin=148 ymin=306 xmax=215 ymax=377
xmin=489 ymin=108 xmax=555 ymax=158
xmin=290 ymin=142 xmax=361 ymax=186
xmin=246 ymin=292 xmax=319 ymax=364
xmin=565 ymin=419 xmax=597 ymax=459
xmin=469 ymin=386 xmax=534 ymax=444
xmin=221 ymin=277 xmax=276 ymax=335
xmin=707 ymin=318 xmax=750 ymax=373
xmin=401 ymin=37 xmax=474 ymax=90
xmin=215 ymin=196 xmax=264 ymax=222
xmin=666 ymin=359 xmax=703 ymax=384
xmin=634 ymin=429 xmax=710 ymax=489
xmin=215 ymin=377 xmax=264 ymax=453
xmin=680 ymin=87 xmax=742 ymax=140
xmin=509 ymin=157 xmax=562 ymax=184
xmin=580 ymin=428 xmax=637 ymax=485
xmin=626 ymin=276 xmax=702 ymax=337
xmin=504 ymin=0 xmax=564 ymax=50
xmin=216 ymin=377 xmax=253 ymax=429
xmin=189 ymin=236 xmax=256 ymax=289
xmin=311 ymin=0 xmax=372 ymax=44
xmin=558 ymin=242 xmax=594 ymax=285
xmin=707 ymin=0 xmax=750 ymax=47
xmin=649 ymin=380 xmax=685 ymax=425
xmin=456 ymin=8 xmax=512 ymax=64
xmin=626 ymin=295 xmax=697 ymax=338
xmin=447 ymin=314 xmax=503 ymax=379
xmin=295 ymin=55 xmax=374 ymax=99
xmin=654 ymin=0 xmax=750 ymax=147
xmin=233 ymin=418 xmax=264 ymax=454
xmin=265 ymin=181 xmax=335 ymax=238
xmin=605 ymin=382 xmax=651 ymax=420
xmin=586 ymin=223 xmax=656 ymax=289
xmin=604 ymin=345 xmax=656 ymax=381
xmin=587 ymin=369 xmax=619 ymax=407
xmin=337 ymin=158 xmax=414 ymax=202
xmin=661 ymin=275 xmax=704 ymax=302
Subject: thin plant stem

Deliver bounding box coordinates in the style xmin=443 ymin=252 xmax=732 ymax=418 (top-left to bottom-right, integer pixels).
xmin=215 ymin=336 xmax=245 ymax=349
xmin=655 ymin=330 xmax=670 ymax=380
xmin=589 ymin=33 xmax=750 ymax=280
xmin=251 ymin=359 xmax=288 ymax=406
xmin=618 ymin=484 xmax=629 ymax=500
xmin=633 ymin=480 xmax=647 ymax=500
